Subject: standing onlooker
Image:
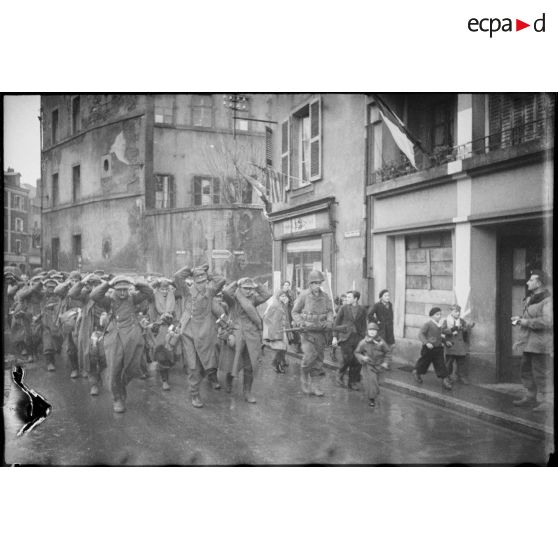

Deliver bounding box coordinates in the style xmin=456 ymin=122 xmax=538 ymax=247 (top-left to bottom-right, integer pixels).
xmin=354 ymin=322 xmax=390 ymax=407
xmin=511 ymin=269 xmax=553 ymax=412
xmin=412 ymin=307 xmax=453 ymax=390
xmin=281 ymin=280 xmax=301 ymax=353
xmin=442 ymin=304 xmax=475 ymax=384
xmin=331 ymin=293 xmax=347 ymax=361
xmin=367 ymin=289 xmax=395 ymax=367
xmin=263 ymin=290 xmax=291 ymax=374
xmin=332 ymin=290 xmax=367 ymax=390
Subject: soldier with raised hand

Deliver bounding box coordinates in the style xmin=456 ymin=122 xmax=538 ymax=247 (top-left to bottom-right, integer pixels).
xmin=69 ymin=273 xmax=105 ymax=394
xmin=90 ymin=275 xmax=154 ymax=413
xmin=173 ymin=264 xmax=226 ymax=408
xmin=291 ymin=270 xmax=334 ymax=396
xmin=220 ymin=277 xmax=272 ymax=403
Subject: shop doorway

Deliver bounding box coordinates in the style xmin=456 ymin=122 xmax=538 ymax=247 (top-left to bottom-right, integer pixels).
xmin=497 ymin=231 xmax=545 ymax=382
xmin=285 ymin=237 xmax=322 ymax=296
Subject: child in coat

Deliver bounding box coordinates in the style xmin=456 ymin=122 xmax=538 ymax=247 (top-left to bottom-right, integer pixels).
xmin=354 ymin=322 xmax=390 ymax=407
xmin=442 ymin=304 xmax=475 ymax=384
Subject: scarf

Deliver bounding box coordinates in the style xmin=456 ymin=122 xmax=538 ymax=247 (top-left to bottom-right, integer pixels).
xmin=154 ymin=289 xmax=176 ymax=315
xmin=445 ymin=314 xmax=462 ymax=329
xmin=526 ymin=289 xmax=550 ymax=307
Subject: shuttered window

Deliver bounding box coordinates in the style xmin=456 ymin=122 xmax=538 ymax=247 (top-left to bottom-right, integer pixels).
xmin=281 ymin=119 xmax=290 ymax=191
xmin=265 ymin=126 xmax=273 ymax=167
xmin=309 ymin=97 xmax=322 ymax=180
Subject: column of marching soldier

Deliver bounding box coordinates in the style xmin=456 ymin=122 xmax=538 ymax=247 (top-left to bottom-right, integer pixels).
xmin=6 ymin=264 xmax=386 ymax=413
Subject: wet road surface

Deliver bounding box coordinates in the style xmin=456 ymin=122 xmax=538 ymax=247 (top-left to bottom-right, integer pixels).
xmin=3 ymin=350 xmax=549 ymax=465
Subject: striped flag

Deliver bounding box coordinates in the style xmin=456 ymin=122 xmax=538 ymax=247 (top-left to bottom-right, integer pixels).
xmin=373 ymin=95 xmax=423 ymax=169
xmin=265 ymin=166 xmax=286 ymax=204
xmin=235 ymin=166 xmax=272 ymax=216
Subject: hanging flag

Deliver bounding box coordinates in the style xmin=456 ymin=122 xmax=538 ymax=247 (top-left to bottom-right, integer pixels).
xmin=235 ymin=165 xmax=272 ymax=216
xmin=110 ymin=131 xmax=129 ymax=164
xmin=266 ymin=166 xmax=286 ymax=204
xmin=373 ymin=95 xmax=422 ymax=169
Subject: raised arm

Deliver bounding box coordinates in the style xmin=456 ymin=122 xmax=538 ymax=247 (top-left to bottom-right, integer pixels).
xmin=90 ymin=281 xmax=112 ymax=311
xmin=132 ymin=280 xmax=154 ymax=305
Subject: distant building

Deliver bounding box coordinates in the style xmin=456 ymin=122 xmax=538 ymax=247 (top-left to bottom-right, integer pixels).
xmin=21 ymin=180 xmax=42 ymax=270
xmin=4 ymin=167 xmax=33 ymax=273
xmin=40 ymin=95 xmax=272 ymax=279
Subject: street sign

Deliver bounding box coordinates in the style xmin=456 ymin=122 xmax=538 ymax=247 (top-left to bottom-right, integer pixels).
xmin=212 ymin=249 xmax=232 ymax=259
xmin=176 ymin=250 xmax=187 ymax=255
xmin=233 ymin=250 xmax=245 ymax=256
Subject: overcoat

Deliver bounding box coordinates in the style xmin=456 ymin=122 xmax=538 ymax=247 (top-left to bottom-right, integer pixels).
xmin=263 ymin=292 xmax=289 ymax=351
xmin=442 ymin=316 xmax=473 ymax=356
xmin=90 ymin=281 xmax=153 ymax=385
xmin=518 ymin=289 xmax=553 ymax=354
xmin=220 ymin=282 xmax=271 ymax=375
xmin=367 ymin=300 xmax=395 ymax=345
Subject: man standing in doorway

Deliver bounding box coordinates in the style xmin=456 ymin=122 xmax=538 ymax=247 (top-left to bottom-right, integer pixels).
xmin=292 ymin=270 xmax=334 ymax=396
xmin=332 ymin=290 xmax=367 ymax=390
xmin=512 ymin=269 xmax=553 ymax=412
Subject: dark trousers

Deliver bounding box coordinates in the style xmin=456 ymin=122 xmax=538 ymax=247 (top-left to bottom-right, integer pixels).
xmin=339 ymin=336 xmax=362 ymax=386
xmin=520 ymin=352 xmax=551 ymax=400
xmin=415 ymin=345 xmax=448 ymax=378
xmin=445 ymin=354 xmax=468 ymax=378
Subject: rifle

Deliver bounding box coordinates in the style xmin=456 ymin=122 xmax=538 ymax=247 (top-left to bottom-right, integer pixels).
xmin=281 ymin=325 xmax=348 ymax=334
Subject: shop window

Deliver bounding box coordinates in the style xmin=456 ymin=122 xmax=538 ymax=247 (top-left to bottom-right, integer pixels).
xmin=285 ymin=237 xmax=323 ymax=295
xmin=191 ymin=95 xmax=213 ymax=127
xmin=154 ymin=174 xmax=175 ymax=209
xmin=193 ymin=176 xmax=220 ymax=206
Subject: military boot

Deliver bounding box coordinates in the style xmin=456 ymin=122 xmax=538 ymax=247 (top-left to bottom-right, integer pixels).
xmin=309 ymin=376 xmax=325 ymax=397
xmin=208 ymin=370 xmax=221 ymax=390
xmin=300 ymin=369 xmax=311 ymax=394
xmin=225 ymin=373 xmax=234 ymax=393
xmin=243 ymin=375 xmax=257 ymax=404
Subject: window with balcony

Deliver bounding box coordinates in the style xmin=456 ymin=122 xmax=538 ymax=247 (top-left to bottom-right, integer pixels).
xmin=193 ymin=176 xmax=220 ymax=206
xmin=191 ymin=95 xmax=213 ymax=127
xmin=154 ymin=174 xmax=175 ymax=209
xmin=488 ymin=93 xmax=555 ymax=152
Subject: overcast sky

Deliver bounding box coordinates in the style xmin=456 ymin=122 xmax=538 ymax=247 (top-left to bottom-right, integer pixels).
xmin=3 ymin=95 xmax=41 ymax=186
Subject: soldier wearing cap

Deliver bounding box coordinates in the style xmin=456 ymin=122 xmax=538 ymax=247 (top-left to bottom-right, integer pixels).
xmin=90 ymin=275 xmax=154 ymax=412
xmin=292 ymin=270 xmax=334 ymax=396
xmin=54 ymin=270 xmax=83 ymax=378
xmin=4 ymin=267 xmax=23 ymax=330
xmin=146 ymin=277 xmax=178 ymax=391
xmin=219 ymin=276 xmax=272 ymax=403
xmin=17 ymin=276 xmax=64 ymax=371
xmin=173 ymin=264 xmax=226 ymax=408
xmin=69 ymin=273 xmax=106 ymax=394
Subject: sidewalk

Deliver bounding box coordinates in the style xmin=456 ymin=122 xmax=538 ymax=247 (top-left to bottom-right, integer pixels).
xmin=286 ymin=349 xmax=554 ymax=439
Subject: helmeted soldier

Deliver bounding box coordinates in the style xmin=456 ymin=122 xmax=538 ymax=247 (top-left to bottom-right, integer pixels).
xmin=173 ymin=264 xmax=226 ymax=408
xmin=90 ymin=275 xmax=154 ymax=413
xmin=291 ymin=270 xmax=334 ymax=396
xmin=219 ymin=277 xmax=272 ymax=403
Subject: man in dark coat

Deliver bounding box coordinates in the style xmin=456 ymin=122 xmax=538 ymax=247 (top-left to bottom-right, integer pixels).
xmin=174 ymin=264 xmax=226 ymax=408
xmin=69 ymin=273 xmax=105 ymax=395
xmin=292 ymin=270 xmax=334 ymax=396
xmin=90 ymin=275 xmax=154 ymax=413
xmin=220 ymin=277 xmax=271 ymax=403
xmin=332 ymin=290 xmax=367 ymax=390
xmin=511 ymin=269 xmax=553 ymax=412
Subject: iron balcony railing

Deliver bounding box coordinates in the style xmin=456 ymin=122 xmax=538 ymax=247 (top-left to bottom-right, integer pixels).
xmin=370 ymin=116 xmax=554 ymax=184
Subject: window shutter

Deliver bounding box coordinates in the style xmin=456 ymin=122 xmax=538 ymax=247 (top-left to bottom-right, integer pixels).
xmin=281 ymin=118 xmax=291 ymax=191
xmin=193 ymin=176 xmax=201 ymax=206
xmin=309 ymin=97 xmax=322 ymax=181
xmin=213 ymin=177 xmax=221 ymax=205
xmin=169 ymin=176 xmax=176 ymax=208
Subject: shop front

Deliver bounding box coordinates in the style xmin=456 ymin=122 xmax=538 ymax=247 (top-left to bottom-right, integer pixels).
xmin=269 ymin=197 xmax=336 ymax=297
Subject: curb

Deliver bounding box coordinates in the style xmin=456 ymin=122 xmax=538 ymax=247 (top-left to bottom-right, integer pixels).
xmin=286 ymin=351 xmax=552 ymax=439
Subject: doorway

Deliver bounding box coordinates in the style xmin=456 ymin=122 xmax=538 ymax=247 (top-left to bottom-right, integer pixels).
xmin=497 ymin=232 xmax=544 ymax=382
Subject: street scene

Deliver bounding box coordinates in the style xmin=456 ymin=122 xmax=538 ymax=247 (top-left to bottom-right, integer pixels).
xmin=3 ymin=93 xmax=555 ymax=466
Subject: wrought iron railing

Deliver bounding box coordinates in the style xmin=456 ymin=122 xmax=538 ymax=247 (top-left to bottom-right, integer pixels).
xmin=370 ymin=116 xmax=554 ymax=184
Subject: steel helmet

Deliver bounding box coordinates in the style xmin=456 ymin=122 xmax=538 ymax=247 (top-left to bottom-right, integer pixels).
xmin=308 ymin=270 xmax=324 ymax=283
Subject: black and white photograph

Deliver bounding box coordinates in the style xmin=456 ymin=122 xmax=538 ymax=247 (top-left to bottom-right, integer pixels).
xmin=3 ymin=92 xmax=554 ymax=466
